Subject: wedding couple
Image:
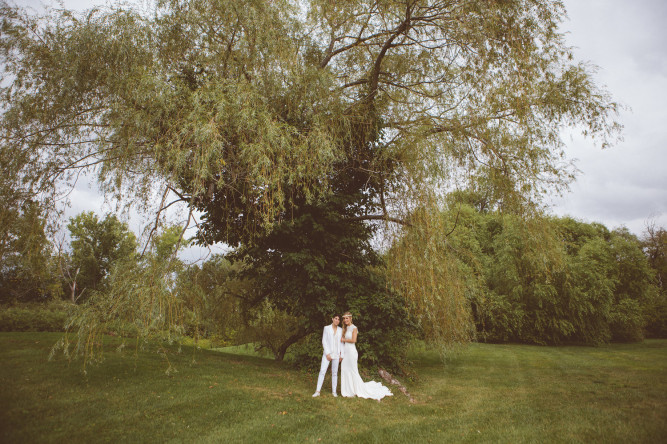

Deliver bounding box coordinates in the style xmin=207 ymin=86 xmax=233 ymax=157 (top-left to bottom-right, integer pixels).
xmin=313 ymin=312 xmax=392 ymax=400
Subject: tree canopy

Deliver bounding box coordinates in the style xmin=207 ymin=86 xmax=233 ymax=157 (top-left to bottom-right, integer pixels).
xmin=65 ymin=211 xmax=137 ymax=301
xmin=0 ymin=0 xmax=621 ymax=351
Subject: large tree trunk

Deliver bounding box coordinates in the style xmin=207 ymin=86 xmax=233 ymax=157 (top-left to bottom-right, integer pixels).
xmin=273 ymin=328 xmax=309 ymax=361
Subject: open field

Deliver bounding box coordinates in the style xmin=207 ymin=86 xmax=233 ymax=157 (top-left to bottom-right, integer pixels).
xmin=1 ymin=332 xmax=665 ymax=443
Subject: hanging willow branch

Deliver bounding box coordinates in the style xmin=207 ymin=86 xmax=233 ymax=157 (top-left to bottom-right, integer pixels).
xmin=4 ymin=0 xmax=622 ymax=357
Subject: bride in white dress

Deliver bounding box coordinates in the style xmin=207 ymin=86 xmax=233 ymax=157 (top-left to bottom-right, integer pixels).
xmin=340 ymin=312 xmax=393 ymax=400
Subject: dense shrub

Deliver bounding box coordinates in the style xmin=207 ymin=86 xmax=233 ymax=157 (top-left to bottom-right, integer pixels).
xmin=642 ymin=225 xmax=667 ymax=337
xmin=286 ymin=333 xmax=323 ymax=371
xmin=609 ymin=298 xmax=645 ymax=342
xmin=644 ymin=294 xmax=667 ymax=338
xmin=448 ymin=203 xmax=660 ymax=345
xmin=0 ymin=301 xmax=71 ymax=332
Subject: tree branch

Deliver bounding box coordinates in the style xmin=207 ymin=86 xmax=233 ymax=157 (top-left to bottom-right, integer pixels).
xmin=367 ymin=2 xmax=415 ymax=100
xmin=141 ymin=187 xmax=171 ymax=257
xmin=346 ymin=214 xmax=412 ymax=227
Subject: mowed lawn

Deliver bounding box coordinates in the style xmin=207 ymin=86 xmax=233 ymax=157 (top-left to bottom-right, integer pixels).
xmin=1 ymin=332 xmax=665 ymax=443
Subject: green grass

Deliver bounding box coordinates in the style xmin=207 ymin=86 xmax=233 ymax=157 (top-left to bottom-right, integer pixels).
xmin=1 ymin=333 xmax=665 ymax=443
xmin=213 ymin=343 xmax=276 ymax=359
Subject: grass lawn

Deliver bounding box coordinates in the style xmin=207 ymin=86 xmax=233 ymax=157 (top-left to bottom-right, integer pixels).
xmin=1 ymin=332 xmax=665 ymax=443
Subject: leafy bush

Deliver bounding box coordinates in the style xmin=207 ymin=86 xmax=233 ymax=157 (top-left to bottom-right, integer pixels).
xmin=609 ymin=298 xmax=645 ymax=342
xmin=644 ymin=292 xmax=667 ymax=338
xmin=472 ymin=289 xmax=525 ymax=343
xmin=286 ymin=333 xmax=322 ymax=371
xmin=0 ymin=301 xmax=71 ymax=332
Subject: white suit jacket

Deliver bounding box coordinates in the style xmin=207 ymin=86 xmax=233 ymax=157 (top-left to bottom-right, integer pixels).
xmin=322 ymin=324 xmax=344 ymax=359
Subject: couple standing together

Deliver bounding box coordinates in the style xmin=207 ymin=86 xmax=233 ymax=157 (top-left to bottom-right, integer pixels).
xmin=313 ymin=312 xmax=392 ymax=400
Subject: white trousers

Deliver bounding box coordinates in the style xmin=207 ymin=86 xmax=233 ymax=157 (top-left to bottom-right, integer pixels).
xmin=316 ymin=354 xmax=340 ymax=394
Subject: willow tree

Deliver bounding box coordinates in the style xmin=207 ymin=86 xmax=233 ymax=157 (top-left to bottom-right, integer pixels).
xmin=1 ymin=0 xmax=620 ymax=353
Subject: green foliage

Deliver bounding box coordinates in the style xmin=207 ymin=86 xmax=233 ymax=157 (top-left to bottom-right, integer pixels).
xmin=386 ymin=206 xmax=477 ymax=355
xmin=65 ymin=211 xmax=137 ymax=302
xmin=0 ymin=200 xmax=60 ymax=303
xmin=0 ymin=301 xmax=71 ymax=332
xmin=175 ymin=255 xmax=244 ymax=343
xmin=345 ymin=270 xmax=417 ymax=371
xmin=564 ymin=236 xmax=615 ymax=344
xmin=607 ymin=228 xmax=655 ymax=341
xmin=0 ymin=0 xmax=623 ymax=353
xmin=608 ymin=298 xmax=645 ymax=343
xmin=242 ymin=299 xmax=303 ymax=360
xmin=440 ymin=202 xmax=660 ymax=345
xmin=642 ymin=223 xmax=667 ymax=337
xmin=51 ymin=225 xmax=186 ymax=372
xmin=52 ymin=257 xmax=184 ymax=372
xmin=289 ymin=270 xmax=415 ymax=373
xmin=151 ymin=224 xmax=189 ymax=260
xmin=230 ymin=198 xmax=416 ymax=368
xmin=484 ymin=217 xmax=572 ymax=344
xmin=645 ymin=293 xmax=667 ymax=338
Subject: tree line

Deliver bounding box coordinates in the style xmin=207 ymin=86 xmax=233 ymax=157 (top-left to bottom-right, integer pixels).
xmin=438 ymin=192 xmax=666 ymax=345
xmin=1 ymin=201 xmax=664 ymax=371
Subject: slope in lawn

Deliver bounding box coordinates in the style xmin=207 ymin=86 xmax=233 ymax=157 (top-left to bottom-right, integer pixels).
xmin=1 ymin=332 xmax=665 ymax=443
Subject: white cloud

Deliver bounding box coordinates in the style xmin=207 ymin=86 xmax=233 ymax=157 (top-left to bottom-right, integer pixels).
xmin=552 ymin=0 xmax=667 ymax=235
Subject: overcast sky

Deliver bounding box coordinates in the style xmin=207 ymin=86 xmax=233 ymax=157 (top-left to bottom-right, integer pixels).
xmin=15 ymin=0 xmax=667 ymax=254
xmin=550 ymin=0 xmax=667 ymax=235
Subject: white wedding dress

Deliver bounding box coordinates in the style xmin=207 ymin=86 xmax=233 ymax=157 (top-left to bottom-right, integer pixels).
xmin=340 ymin=325 xmax=393 ymax=400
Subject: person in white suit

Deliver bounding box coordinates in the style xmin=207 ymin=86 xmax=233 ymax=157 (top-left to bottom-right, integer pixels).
xmin=313 ymin=314 xmax=344 ymax=397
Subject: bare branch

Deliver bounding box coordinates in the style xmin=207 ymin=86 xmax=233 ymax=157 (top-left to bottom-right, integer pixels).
xmin=141 ymin=186 xmax=171 ymax=257
xmin=346 ymin=214 xmax=412 ymax=227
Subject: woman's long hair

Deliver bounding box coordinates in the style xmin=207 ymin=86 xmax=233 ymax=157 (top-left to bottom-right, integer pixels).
xmin=342 ymin=312 xmax=352 ymax=338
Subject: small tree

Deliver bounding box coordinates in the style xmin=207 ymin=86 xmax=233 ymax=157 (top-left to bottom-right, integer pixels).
xmin=0 ymin=200 xmax=60 ymax=303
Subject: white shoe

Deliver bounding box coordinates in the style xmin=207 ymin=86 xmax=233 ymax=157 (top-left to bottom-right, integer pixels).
xmin=312 ymin=391 xmax=320 ymax=397
xmin=332 ymin=393 xmax=338 ymax=397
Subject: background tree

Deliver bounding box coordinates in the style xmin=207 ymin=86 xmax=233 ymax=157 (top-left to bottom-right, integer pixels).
xmin=64 ymin=212 xmax=137 ymax=302
xmin=52 ymin=223 xmax=188 ymax=371
xmin=439 ymin=200 xmax=660 ymax=345
xmin=606 ymin=228 xmax=655 ymax=342
xmin=175 ymin=255 xmax=245 ymax=346
xmin=0 ymin=200 xmax=59 ymax=303
xmin=642 ymin=222 xmax=667 ymax=337
xmin=1 ymin=0 xmax=621 ymax=355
